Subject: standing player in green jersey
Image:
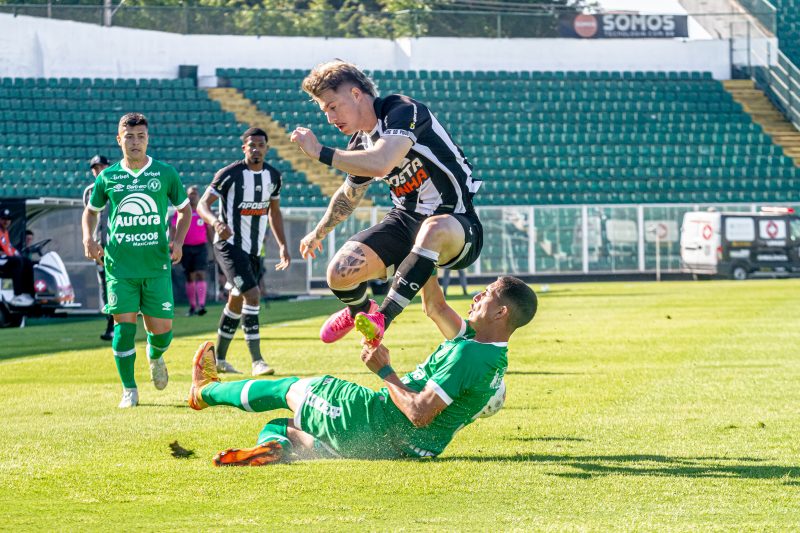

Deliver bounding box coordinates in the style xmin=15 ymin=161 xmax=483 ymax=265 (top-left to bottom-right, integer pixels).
xmin=186 ymin=275 xmax=537 ymax=465
xmin=82 ymin=113 xmax=192 ymax=408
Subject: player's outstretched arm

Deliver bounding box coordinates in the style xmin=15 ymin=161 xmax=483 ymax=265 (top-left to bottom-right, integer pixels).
xmin=291 ymin=128 xmax=411 ymax=177
xmin=299 ymin=181 xmax=367 ymax=259
xmin=361 ymin=343 xmax=447 ymax=428
xmin=421 ymin=274 xmax=464 ymax=340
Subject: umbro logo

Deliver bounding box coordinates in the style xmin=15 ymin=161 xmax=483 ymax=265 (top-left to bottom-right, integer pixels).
xmin=162 ymin=302 xmax=172 ymax=311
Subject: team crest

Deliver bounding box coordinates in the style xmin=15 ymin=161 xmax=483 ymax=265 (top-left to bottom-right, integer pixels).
xmin=147 ymin=178 xmax=161 ymax=192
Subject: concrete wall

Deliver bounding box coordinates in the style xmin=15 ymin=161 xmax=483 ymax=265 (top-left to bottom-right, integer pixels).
xmin=0 ymin=13 xmax=734 ymax=80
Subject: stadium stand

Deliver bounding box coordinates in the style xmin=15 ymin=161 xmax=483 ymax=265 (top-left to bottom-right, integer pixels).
xmin=0 ymin=76 xmax=326 ymax=206
xmin=768 ymin=0 xmax=800 ymax=67
xmin=220 ymin=67 xmax=800 ymax=206
xmin=2 ymin=70 xmax=799 ymax=206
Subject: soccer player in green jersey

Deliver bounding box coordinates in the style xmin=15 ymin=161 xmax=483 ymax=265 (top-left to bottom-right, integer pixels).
xmin=187 ymin=275 xmax=537 ymax=465
xmin=82 ymin=113 xmax=192 ymax=408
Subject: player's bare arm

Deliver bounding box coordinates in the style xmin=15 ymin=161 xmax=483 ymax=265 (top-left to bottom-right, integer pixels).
xmin=81 ymin=206 xmax=103 ymax=264
xmin=268 ymin=198 xmax=290 ymax=271
xmin=171 ymin=203 xmax=193 ymax=264
xmin=361 ymin=342 xmax=447 ymax=428
xmin=292 ymin=128 xmax=412 ymax=177
xmin=421 ymin=275 xmax=464 ymax=340
xmin=196 ymin=189 xmax=232 ymax=241
xmin=299 ymin=181 xmax=368 ymax=259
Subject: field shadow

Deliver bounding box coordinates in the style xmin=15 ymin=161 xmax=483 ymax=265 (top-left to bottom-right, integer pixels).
xmin=0 ymin=298 xmax=346 ymax=361
xmin=438 ymin=452 xmax=799 ymax=483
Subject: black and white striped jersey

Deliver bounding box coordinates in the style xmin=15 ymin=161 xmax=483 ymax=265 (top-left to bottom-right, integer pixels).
xmin=345 ymin=94 xmax=481 ymax=216
xmin=207 ymin=160 xmax=281 ymax=256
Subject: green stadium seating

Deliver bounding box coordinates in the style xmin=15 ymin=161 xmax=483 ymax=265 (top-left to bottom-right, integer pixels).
xmin=0 ymin=76 xmax=324 ymax=204
xmin=222 ymin=67 xmax=799 ymax=204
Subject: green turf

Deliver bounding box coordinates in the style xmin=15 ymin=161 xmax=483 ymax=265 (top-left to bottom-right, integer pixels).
xmin=1 ymin=281 xmax=798 ymax=530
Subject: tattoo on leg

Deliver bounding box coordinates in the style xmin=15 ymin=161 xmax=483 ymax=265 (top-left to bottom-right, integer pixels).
xmin=335 ymin=243 xmax=367 ymax=278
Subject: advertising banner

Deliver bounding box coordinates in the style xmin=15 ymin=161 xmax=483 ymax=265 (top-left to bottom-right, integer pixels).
xmin=559 ymin=13 xmax=689 ymax=39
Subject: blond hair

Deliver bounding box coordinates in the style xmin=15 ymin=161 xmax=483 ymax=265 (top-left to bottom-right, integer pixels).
xmin=301 ymin=60 xmax=377 ymax=99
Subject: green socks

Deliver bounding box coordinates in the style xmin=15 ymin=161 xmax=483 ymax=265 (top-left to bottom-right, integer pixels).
xmin=112 ymin=322 xmax=137 ymax=389
xmin=201 ymin=378 xmax=299 ymax=412
xmin=257 ymin=418 xmax=294 ymax=454
xmin=146 ymin=330 xmax=172 ymax=360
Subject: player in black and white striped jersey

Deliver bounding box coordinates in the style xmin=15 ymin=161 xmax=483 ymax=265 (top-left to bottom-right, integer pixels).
xmin=197 ymin=127 xmax=290 ymax=376
xmin=291 ymin=60 xmax=483 ymax=348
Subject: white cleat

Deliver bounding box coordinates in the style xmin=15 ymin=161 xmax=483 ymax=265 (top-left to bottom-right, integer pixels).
xmin=216 ymin=360 xmax=242 ymax=374
xmin=118 ymin=387 xmax=139 ymax=408
xmin=149 ymin=357 xmax=169 ymax=390
xmin=251 ymin=360 xmax=275 ymax=377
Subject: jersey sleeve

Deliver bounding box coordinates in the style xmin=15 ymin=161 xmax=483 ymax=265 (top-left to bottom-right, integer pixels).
xmin=87 ymin=174 xmax=107 ymax=211
xmin=426 ymin=344 xmax=491 ymax=406
xmin=167 ymin=166 xmax=189 ymax=209
xmin=381 ymin=96 xmax=430 ymax=145
xmin=344 ymin=133 xmax=376 ymax=187
xmin=209 ymin=167 xmax=234 ymax=198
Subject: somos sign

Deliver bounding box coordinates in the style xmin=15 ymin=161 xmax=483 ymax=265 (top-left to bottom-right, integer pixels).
xmin=559 ymin=13 xmax=689 ymax=39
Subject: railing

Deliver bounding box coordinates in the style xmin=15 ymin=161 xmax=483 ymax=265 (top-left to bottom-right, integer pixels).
xmin=737 ymin=0 xmax=777 ymax=34
xmin=0 ymin=5 xmax=572 ymax=38
xmin=0 ymin=5 xmax=773 ymax=38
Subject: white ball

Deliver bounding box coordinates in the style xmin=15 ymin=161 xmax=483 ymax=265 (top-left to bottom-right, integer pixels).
xmin=477 ymin=379 xmax=506 ymax=419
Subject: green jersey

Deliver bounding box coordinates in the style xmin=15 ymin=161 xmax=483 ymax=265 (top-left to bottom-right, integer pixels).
xmin=88 ymin=157 xmax=189 ymax=279
xmin=381 ymin=321 xmax=508 ymax=457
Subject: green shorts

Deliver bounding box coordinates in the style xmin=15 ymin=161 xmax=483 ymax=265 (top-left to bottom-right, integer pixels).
xmin=296 ymin=376 xmax=404 ymax=460
xmin=104 ymin=276 xmax=174 ymax=318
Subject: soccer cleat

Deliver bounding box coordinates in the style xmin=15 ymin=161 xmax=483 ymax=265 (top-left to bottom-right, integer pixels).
xmin=216 ymin=359 xmax=242 ymax=374
xmin=100 ymin=331 xmax=114 ymax=341
xmin=251 ymin=359 xmax=275 ymax=377
xmin=188 ymin=341 xmax=220 ymax=410
xmin=197 ymin=307 xmax=207 ymax=316
xmin=319 ymin=300 xmax=378 ymax=343
xmin=118 ymin=387 xmax=139 ymax=408
xmin=354 ymin=311 xmax=386 ymax=347
xmin=213 ymin=441 xmax=283 ymax=467
xmin=149 ymin=356 xmax=169 ymax=390
xmin=186 ymin=307 xmax=196 ymax=317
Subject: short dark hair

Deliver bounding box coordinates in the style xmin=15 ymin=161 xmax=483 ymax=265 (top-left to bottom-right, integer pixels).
xmin=495 ymin=276 xmax=537 ymax=331
xmin=118 ymin=112 xmax=148 ymax=131
xmin=25 ymin=229 xmax=33 ymax=236
xmin=302 ymin=60 xmax=378 ymax=99
xmin=241 ymin=127 xmax=268 ymax=143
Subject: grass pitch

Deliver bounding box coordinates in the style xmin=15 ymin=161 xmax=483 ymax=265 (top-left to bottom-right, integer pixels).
xmin=1 ymin=280 xmax=799 ymax=531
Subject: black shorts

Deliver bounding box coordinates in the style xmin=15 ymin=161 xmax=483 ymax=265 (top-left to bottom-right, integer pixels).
xmin=181 ymin=243 xmax=208 ymax=276
xmin=349 ymin=208 xmax=483 ymax=273
xmin=214 ymin=241 xmax=262 ymax=295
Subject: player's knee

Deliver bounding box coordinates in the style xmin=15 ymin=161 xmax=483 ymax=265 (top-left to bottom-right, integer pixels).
xmin=146 ymin=330 xmax=172 ymax=353
xmin=242 ymin=286 xmax=260 ymax=304
xmin=416 ymin=217 xmax=452 ymax=249
xmin=326 ymin=259 xmax=358 ymax=289
xmin=112 ymin=322 xmax=137 ymax=352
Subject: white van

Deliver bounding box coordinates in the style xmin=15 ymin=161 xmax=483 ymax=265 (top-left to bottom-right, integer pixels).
xmin=680 ymin=208 xmax=800 ymax=279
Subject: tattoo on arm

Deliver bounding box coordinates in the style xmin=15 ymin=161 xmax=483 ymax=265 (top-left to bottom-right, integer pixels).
xmin=314 ymin=182 xmax=367 ymax=239
xmin=334 ymin=242 xmax=367 ymax=278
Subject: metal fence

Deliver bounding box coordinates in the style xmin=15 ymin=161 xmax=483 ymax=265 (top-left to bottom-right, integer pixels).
xmin=0 ymin=5 xmax=774 ymax=38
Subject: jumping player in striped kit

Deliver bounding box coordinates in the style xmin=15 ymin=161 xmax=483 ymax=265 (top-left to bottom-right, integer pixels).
xmin=196 ymin=127 xmax=290 ymax=376
xmin=290 ymin=60 xmax=483 ymax=348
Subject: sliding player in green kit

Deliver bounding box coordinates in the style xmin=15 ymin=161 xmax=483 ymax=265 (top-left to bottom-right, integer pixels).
xmin=82 ymin=113 xmax=192 ymax=408
xmin=187 ymin=275 xmax=537 ymax=465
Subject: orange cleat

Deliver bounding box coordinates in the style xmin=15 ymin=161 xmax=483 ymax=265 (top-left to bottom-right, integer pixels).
xmin=188 ymin=341 xmax=220 ymax=411
xmin=213 ymin=441 xmax=284 ymax=467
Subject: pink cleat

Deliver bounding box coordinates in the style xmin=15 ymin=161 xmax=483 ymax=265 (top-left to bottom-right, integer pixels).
xmin=320 ymin=300 xmax=378 ymax=343
xmin=354 ymin=311 xmax=386 ymax=347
